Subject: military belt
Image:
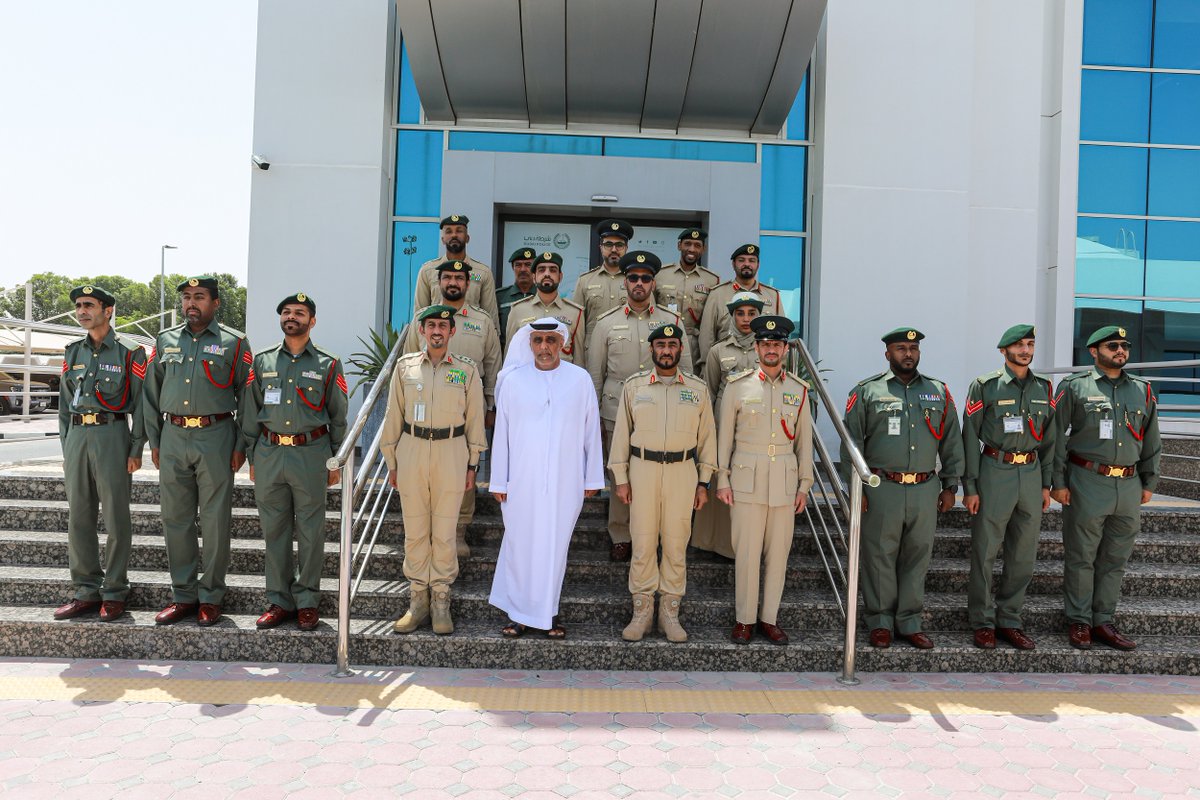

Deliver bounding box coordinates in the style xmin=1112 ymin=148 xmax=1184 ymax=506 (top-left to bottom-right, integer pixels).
xmin=167 ymin=412 xmax=233 ymax=429
xmin=871 ymin=468 xmax=934 ymax=485
xmin=1068 ymin=452 xmax=1137 ymax=479
xmin=733 ymin=442 xmax=790 ymax=457
xmin=262 ymin=424 xmax=329 ymax=447
xmin=631 ymin=446 xmax=697 ymax=464
xmin=982 ymin=444 xmax=1038 ymax=465
xmin=71 ymin=412 xmax=126 ymax=426
xmin=402 ymin=422 xmax=466 ymax=441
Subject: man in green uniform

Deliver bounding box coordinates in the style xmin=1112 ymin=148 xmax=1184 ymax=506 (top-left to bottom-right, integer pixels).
xmin=243 ymin=293 xmax=348 ymax=631
xmin=693 ymin=291 xmax=764 ymax=560
xmin=496 ymin=248 xmax=536 ymax=344
xmin=588 ymin=251 xmax=689 ymax=561
xmin=413 ymin=215 xmax=499 ymax=322
xmin=506 ymin=251 xmax=587 ymax=367
xmin=382 ymin=305 xmax=487 ymax=635
xmin=573 ymin=219 xmax=633 ymax=343
xmin=961 ymin=324 xmax=1054 ymax=650
xmin=842 ymin=328 xmax=964 ymax=649
xmin=144 ymin=275 xmax=253 ymax=627
xmin=698 ymin=244 xmax=782 ymax=356
xmin=655 ymin=228 xmax=719 ymax=371
xmin=1051 ymin=325 xmax=1160 ymax=651
xmin=52 ymin=285 xmax=147 ymax=623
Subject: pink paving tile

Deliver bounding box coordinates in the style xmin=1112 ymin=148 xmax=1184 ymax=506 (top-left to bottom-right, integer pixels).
xmin=825 ymin=765 xmax=882 ymax=791
xmin=301 ymin=761 xmax=363 ymax=787
xmin=1023 ymin=767 xmax=1086 ymax=792
xmin=619 ymin=764 xmax=673 ymax=791
xmin=617 ymin=744 xmax=669 ymax=768
xmin=809 ymin=744 xmax=864 ymax=768
xmin=244 ymin=758 xmax=308 ymax=786
xmin=671 ymin=765 xmax=727 ymax=793
xmin=355 ymin=763 xmax=417 ymax=788
xmin=414 ymin=742 xmax=473 ymax=767
xmin=521 ymin=726 xmax=571 ymax=745
xmin=614 ymin=726 xmax=661 ymax=746
xmin=567 ymin=765 xmax=623 ymax=791
xmin=721 ymin=765 xmax=778 ymax=791
xmin=407 ymin=764 xmax=464 ymax=789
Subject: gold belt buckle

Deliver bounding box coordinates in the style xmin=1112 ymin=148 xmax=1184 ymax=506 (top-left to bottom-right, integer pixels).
xmin=1011 ymin=453 xmax=1030 ymax=465
xmin=278 ymin=434 xmax=295 ymax=446
xmin=1106 ymin=465 xmax=1125 ymax=478
xmin=81 ymin=413 xmax=99 ymax=425
xmin=767 ymin=444 xmax=777 ymax=457
xmin=184 ymin=416 xmax=202 ymax=428
xmin=901 ymin=472 xmax=918 ymax=485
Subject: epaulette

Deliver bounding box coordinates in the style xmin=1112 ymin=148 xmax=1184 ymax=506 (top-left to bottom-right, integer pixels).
xmin=628 ymin=369 xmax=654 ymax=383
xmin=855 ymin=372 xmax=887 ymax=388
xmin=680 ymin=370 xmax=706 ymax=388
xmin=1060 ymin=370 xmax=1089 ymax=383
xmin=420 ymin=257 xmax=440 ymax=269
xmin=1031 ymin=369 xmax=1053 ymax=387
xmin=978 ymin=368 xmax=1005 ymax=384
xmin=312 ymin=343 xmax=340 ymax=361
xmin=257 ymin=342 xmax=284 ymax=356
xmin=923 ymin=375 xmax=950 ymax=394
xmin=727 ymin=368 xmax=756 ymax=383
xmin=560 ymin=296 xmax=585 ymax=311
xmin=711 ymin=279 xmax=734 ymax=292
xmin=594 ymin=305 xmax=625 ymax=323
xmin=398 ymin=351 xmax=424 ymax=364
xmin=449 ymin=352 xmax=477 ymax=367
xmin=162 ymin=322 xmax=186 ymax=334
xmin=786 ymin=370 xmax=811 ymax=389
xmin=465 ymin=303 xmax=489 ymax=318
xmin=114 ymin=333 xmax=144 ymax=353
xmin=218 ymin=323 xmax=247 ymax=339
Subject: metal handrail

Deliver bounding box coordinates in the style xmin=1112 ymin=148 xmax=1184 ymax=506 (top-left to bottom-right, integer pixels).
xmin=326 ymin=334 xmax=407 ymax=677
xmin=788 ymin=339 xmax=879 ymax=685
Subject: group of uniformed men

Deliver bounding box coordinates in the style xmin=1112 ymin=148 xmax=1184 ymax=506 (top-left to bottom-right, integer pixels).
xmin=52 ymin=212 xmax=1162 ymax=652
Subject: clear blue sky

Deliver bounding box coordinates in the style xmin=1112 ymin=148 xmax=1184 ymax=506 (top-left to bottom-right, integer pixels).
xmin=0 ymin=2 xmax=258 ymax=291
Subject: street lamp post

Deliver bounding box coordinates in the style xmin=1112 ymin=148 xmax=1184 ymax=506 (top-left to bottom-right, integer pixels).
xmin=160 ymin=245 xmax=178 ymax=331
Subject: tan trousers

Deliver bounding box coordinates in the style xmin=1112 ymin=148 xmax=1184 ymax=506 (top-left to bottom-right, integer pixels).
xmin=602 ymin=421 xmax=631 ymax=544
xmin=691 ymin=498 xmax=734 ymax=558
xmin=395 ymin=434 xmax=468 ymax=590
xmin=730 ymin=502 xmax=795 ymax=625
xmin=457 ymin=486 xmax=475 ymax=528
xmin=628 ymin=457 xmax=697 ymax=596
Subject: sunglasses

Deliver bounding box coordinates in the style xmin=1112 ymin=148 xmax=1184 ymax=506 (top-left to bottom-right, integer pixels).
xmin=1103 ymin=341 xmax=1131 ymax=352
xmin=600 ymin=242 xmax=627 ymax=249
xmin=625 ymin=274 xmax=654 ymax=284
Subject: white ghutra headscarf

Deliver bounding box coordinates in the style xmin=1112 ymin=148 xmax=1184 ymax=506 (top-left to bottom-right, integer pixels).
xmin=496 ymin=317 xmax=568 ymax=395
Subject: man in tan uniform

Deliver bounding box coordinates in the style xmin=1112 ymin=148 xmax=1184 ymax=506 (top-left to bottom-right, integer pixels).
xmin=572 ymin=218 xmax=632 ymax=343
xmin=694 ymin=291 xmax=764 ymax=559
xmin=588 ymin=251 xmax=689 ymax=561
xmin=405 ymin=260 xmax=502 ymax=558
xmin=506 ymin=251 xmax=587 ymax=367
xmin=656 ymin=227 xmax=719 ymax=371
xmin=699 ymin=244 xmax=783 ymax=356
xmin=716 ymin=315 xmax=813 ymax=646
xmin=382 ymin=305 xmax=487 ymax=636
xmin=412 ymin=215 xmax=499 ymax=322
xmin=610 ymin=324 xmax=717 ymax=643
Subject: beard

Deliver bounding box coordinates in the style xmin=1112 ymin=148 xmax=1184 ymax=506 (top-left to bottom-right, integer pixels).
xmin=653 ymin=350 xmax=681 ymax=370
xmin=441 ymin=285 xmax=465 ymax=301
xmin=538 ymin=277 xmax=559 ymax=293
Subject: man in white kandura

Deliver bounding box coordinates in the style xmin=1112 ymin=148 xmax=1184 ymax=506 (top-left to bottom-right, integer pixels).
xmin=489 ymin=317 xmax=605 ymax=639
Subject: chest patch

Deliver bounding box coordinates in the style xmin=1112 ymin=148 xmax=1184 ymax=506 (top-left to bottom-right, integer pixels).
xmin=263 ymin=371 xmax=278 ymax=378
xmin=302 ymin=370 xmax=322 ymax=381
xmin=634 ymin=393 xmax=654 ymax=404
xmin=164 ymin=347 xmax=182 ymax=354
xmin=918 ymin=393 xmax=942 ymax=402
xmin=783 ymin=392 xmax=803 ymax=406
xmin=202 ymin=344 xmax=226 ymax=356
xmin=998 ymin=398 xmax=1016 ymax=406
xmin=445 ymin=368 xmax=467 ymax=386
xmin=72 ymin=364 xmax=85 ymax=371
xmin=678 ymin=388 xmax=699 ymax=404
xmin=462 ymin=320 xmax=482 ymax=334
xmin=99 ymin=363 xmax=123 ymax=374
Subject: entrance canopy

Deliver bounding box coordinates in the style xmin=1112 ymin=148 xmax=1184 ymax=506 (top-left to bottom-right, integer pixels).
xmin=396 ymin=0 xmax=825 ymax=136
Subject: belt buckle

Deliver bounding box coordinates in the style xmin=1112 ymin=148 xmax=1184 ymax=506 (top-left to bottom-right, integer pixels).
xmin=767 ymin=444 xmax=777 ymax=457
xmin=1105 ymin=465 xmax=1125 ymax=478
xmin=184 ymin=416 xmax=202 ymax=429
xmin=81 ymin=412 xmax=99 ymax=425
xmin=901 ymin=472 xmax=918 ymax=485
xmin=426 ymin=427 xmax=435 ymax=440
xmin=278 ymin=434 xmax=295 ymax=446
xmin=1011 ymin=453 xmax=1029 ymax=465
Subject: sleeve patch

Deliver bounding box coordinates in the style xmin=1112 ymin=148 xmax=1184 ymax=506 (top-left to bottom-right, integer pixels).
xmin=242 ymin=347 xmax=253 ymax=364
xmin=130 ymin=359 xmax=147 ymax=380
xmin=845 ymin=391 xmax=858 ymax=415
xmin=245 ymin=368 xmax=256 ymax=386
xmin=147 ymin=348 xmax=156 ymax=364
xmin=965 ymin=399 xmax=984 ymax=417
xmin=60 ymin=360 xmax=68 ymax=374
xmin=335 ymin=373 xmax=348 ymax=395
xmin=1051 ymin=388 xmax=1065 ymax=409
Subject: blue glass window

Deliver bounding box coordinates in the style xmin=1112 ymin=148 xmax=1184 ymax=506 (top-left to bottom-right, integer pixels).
xmin=394 ymin=131 xmax=443 ymax=217
xmin=786 ymin=71 xmax=809 ymax=141
xmin=1146 ymin=221 xmax=1200 ymax=298
xmin=760 ymin=145 xmax=806 ymax=232
xmin=756 ymin=236 xmax=805 ymax=324
xmin=602 ymin=138 xmax=756 ymax=163
xmin=397 ymin=40 xmax=421 ymax=124
xmin=1151 ymin=74 xmax=1200 ymax=146
xmin=391 ymin=221 xmax=442 ymax=329
xmin=448 ymin=132 xmax=602 ymax=155
xmin=1073 ymin=299 xmax=1143 ymax=364
xmin=1080 ymin=70 xmax=1149 ymax=142
xmin=1153 ymin=0 xmax=1200 ymax=70
xmin=1076 ymin=217 xmax=1146 ymax=297
xmin=1148 ymin=148 xmax=1200 ymax=218
xmin=1077 ymin=145 xmax=1147 ymax=216
xmin=1082 ymin=0 xmax=1152 ymax=67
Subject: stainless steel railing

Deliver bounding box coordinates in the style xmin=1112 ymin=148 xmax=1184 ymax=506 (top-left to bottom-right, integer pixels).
xmin=787 ymin=339 xmax=879 ymax=685
xmin=326 ymin=334 xmax=407 ymax=676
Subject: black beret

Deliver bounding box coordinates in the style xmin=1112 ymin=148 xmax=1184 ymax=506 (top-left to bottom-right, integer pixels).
xmin=1087 ymin=325 xmax=1130 ymax=347
xmin=440 ymin=214 xmax=469 ymax=228
xmin=436 ymin=259 xmax=472 ymax=275
xmin=70 ymin=285 xmax=115 ymax=307
xmin=881 ymin=327 xmax=924 ymax=345
xmin=276 ymin=292 xmax=315 ymax=315
xmin=619 ymin=251 xmax=662 ymax=274
xmin=678 ymin=227 xmax=708 ymax=242
xmin=418 ymin=304 xmax=457 ymax=324
xmin=176 ymin=275 xmax=219 ymax=296
xmin=534 ymin=251 xmax=564 ymax=269
xmin=648 ymin=324 xmax=683 ymax=343
xmin=997 ymin=324 xmax=1034 ymax=348
xmin=731 ymin=244 xmax=760 ymax=260
xmin=751 ymin=315 xmax=794 ymax=341
xmin=509 ymin=248 xmax=536 ymax=263
xmin=597 ymin=219 xmax=634 ymax=241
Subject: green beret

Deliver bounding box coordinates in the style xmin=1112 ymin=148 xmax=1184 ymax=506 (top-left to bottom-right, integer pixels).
xmin=509 ymin=248 xmax=536 ymax=263
xmin=439 ymin=214 xmax=469 ymax=228
xmin=436 ymin=259 xmax=472 ymax=275
xmin=882 ymin=327 xmax=924 ymax=345
xmin=418 ymin=304 xmax=457 ymax=324
xmin=176 ymin=275 xmax=219 ymax=296
xmin=751 ymin=315 xmax=793 ymax=341
xmin=277 ymin=292 xmax=315 ymax=315
xmin=996 ymin=324 xmax=1035 ymax=348
xmin=678 ymin=227 xmax=708 ymax=242
xmin=619 ymin=251 xmax=662 ymax=274
xmin=534 ymin=251 xmax=563 ymax=269
xmin=648 ymin=324 xmax=682 ymax=343
xmin=597 ymin=218 xmax=634 ymax=241
xmin=731 ymin=243 xmax=760 ymax=260
xmin=69 ymin=285 xmax=115 ymax=307
xmin=1086 ymin=325 xmax=1130 ymax=347
xmin=726 ymin=291 xmax=764 ymax=313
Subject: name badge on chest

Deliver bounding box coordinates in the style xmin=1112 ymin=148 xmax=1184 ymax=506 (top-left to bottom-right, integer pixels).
xmin=264 ymin=388 xmax=282 ymax=405
xmin=1003 ymin=416 xmax=1023 ymax=434
xmin=888 ymin=417 xmax=901 ymax=436
xmin=1099 ymin=419 xmax=1114 ymax=440
xmin=413 ymin=402 xmax=427 ymax=423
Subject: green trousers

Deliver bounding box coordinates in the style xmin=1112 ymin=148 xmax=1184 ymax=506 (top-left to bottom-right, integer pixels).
xmin=1062 ymin=465 xmax=1142 ymax=626
xmin=63 ymin=420 xmax=133 ymax=601
xmin=252 ymin=439 xmax=330 ymax=610
xmin=967 ymin=458 xmax=1043 ymax=629
xmin=860 ymin=478 xmax=938 ymax=634
xmin=158 ymin=419 xmax=236 ymax=605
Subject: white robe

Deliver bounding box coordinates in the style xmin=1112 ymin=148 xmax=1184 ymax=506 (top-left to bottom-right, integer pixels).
xmin=488 ymin=360 xmax=605 ymax=629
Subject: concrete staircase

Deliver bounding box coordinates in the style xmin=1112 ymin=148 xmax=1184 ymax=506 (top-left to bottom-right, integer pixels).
xmin=0 ymin=471 xmax=1198 ymax=674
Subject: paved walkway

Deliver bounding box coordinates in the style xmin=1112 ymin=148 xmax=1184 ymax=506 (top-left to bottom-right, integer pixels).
xmin=1 ymin=658 xmax=1198 ymax=799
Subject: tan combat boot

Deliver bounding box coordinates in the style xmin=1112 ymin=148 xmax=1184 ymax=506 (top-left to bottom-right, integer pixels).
xmin=431 ymin=587 xmax=454 ymax=635
xmin=658 ymin=595 xmax=688 ymax=643
xmin=621 ymin=593 xmax=655 ymax=641
xmin=456 ymin=525 xmax=470 ymax=558
xmin=393 ymin=588 xmax=430 ymax=634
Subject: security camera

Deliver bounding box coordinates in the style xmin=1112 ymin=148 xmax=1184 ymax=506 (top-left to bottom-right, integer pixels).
xmin=251 ymin=154 xmax=270 ymax=171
